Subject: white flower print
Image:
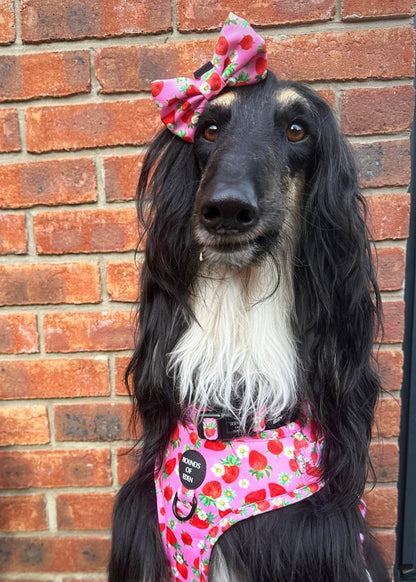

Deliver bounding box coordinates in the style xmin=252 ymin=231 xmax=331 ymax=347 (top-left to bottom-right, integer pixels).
xmin=235 ymin=444 xmax=249 ymax=459
xmin=200 ymin=82 xmax=212 ymax=95
xmin=239 ymin=478 xmax=250 ymax=489
xmin=216 ymin=496 xmax=231 ymax=511
xmin=211 ymin=462 xmax=225 ymax=477
xmin=283 ymin=446 xmax=295 ymax=458
xmin=229 ymin=50 xmax=238 ymax=61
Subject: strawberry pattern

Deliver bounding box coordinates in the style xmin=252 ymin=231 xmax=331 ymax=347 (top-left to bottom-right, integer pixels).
xmin=155 ymin=406 xmax=325 ymax=581
xmin=151 ymin=13 xmax=268 ymax=143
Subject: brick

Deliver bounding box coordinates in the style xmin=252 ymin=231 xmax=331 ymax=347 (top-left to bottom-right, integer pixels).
xmin=44 ymin=311 xmax=134 ymax=353
xmin=117 ymin=446 xmax=139 ymax=485
xmin=0 ymin=213 xmax=27 ymax=254
xmin=364 ymin=487 xmax=398 ymax=528
xmin=267 ymin=28 xmax=415 ymax=82
xmin=373 ymin=531 xmax=396 ymax=569
xmin=375 ymin=350 xmax=403 ymax=392
xmin=0 ymin=494 xmax=47 ymax=531
xmin=0 ymin=358 xmax=109 ymax=400
xmin=342 ymin=85 xmax=415 ymax=135
xmin=26 ymin=99 xmax=159 ymax=153
xmin=0 ymin=262 xmax=100 ymax=306
xmin=343 ymin=0 xmax=416 ymax=20
xmin=0 ymin=313 xmax=38 ymax=354
xmin=96 ymin=41 xmax=213 ymax=93
xmin=0 ymin=405 xmax=49 ymax=446
xmin=177 ymin=0 xmax=335 ymax=31
xmin=115 ymin=355 xmax=130 ymax=395
xmin=104 ymin=154 xmax=144 ymax=201
xmin=54 ymin=402 xmax=131 ymax=441
xmin=373 ymin=397 xmax=401 ymax=438
xmin=370 ymin=442 xmax=399 ymax=482
xmin=106 ymin=260 xmax=141 ymax=302
xmin=0 ymin=51 xmax=90 ymax=102
xmin=21 ymin=0 xmax=171 ymax=43
xmin=0 ymin=158 xmax=97 ymax=209
xmin=0 ymin=0 xmax=15 ymax=44
xmin=0 ymin=536 xmax=110 ymax=572
xmin=0 ymin=108 xmax=20 ymax=152
xmin=366 ymin=194 xmax=410 ymax=240
xmin=381 ymin=301 xmax=405 ymax=344
xmin=56 ymin=492 xmax=115 ymax=530
xmin=34 ymin=208 xmax=140 ymax=255
xmin=0 ymin=449 xmax=111 ymax=489
xmin=354 ymin=140 xmax=411 ymax=188
xmin=376 ymin=247 xmax=406 ymax=291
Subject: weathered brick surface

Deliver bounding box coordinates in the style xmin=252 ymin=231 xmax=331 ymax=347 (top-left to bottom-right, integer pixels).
xmin=0 ymin=536 xmax=110 ymax=572
xmin=56 ymin=492 xmax=115 ymax=529
xmin=267 ymin=28 xmax=415 ymax=82
xmin=367 ymin=194 xmax=410 ymax=240
xmin=54 ymin=402 xmax=131 ymax=441
xmin=342 ymin=85 xmax=415 ymax=135
xmin=0 ymin=495 xmax=47 ymax=531
xmin=106 ymin=260 xmax=141 ymax=302
xmin=381 ymin=301 xmax=405 ymax=344
xmin=0 ymin=51 xmax=90 ymax=102
xmin=0 ymin=213 xmax=27 ymax=254
xmin=34 ymin=208 xmax=140 ymax=255
xmin=376 ymin=247 xmax=406 ymax=291
xmin=0 ymin=158 xmax=97 ymax=209
xmin=354 ymin=140 xmax=411 ymax=188
xmin=115 ymin=355 xmax=130 ymax=395
xmin=370 ymin=442 xmax=399 ymax=482
xmin=21 ymin=0 xmax=172 ymax=42
xmin=0 ymin=405 xmax=49 ymax=446
xmin=0 ymin=108 xmax=21 ymax=152
xmin=26 ymin=99 xmax=160 ymax=153
xmin=364 ymin=487 xmax=399 ymax=528
xmin=177 ymin=0 xmax=335 ymax=31
xmin=0 ymin=358 xmax=109 ymax=399
xmin=104 ymin=154 xmax=144 ymax=201
xmin=0 ymin=449 xmax=111 ymax=489
xmin=343 ymin=0 xmax=416 ymax=20
xmin=0 ymin=0 xmax=15 ymax=44
xmin=44 ymin=311 xmax=134 ymax=352
xmin=0 ymin=262 xmax=101 ymax=305
xmin=376 ymin=350 xmax=404 ymax=392
xmin=0 ymin=313 xmax=38 ymax=354
xmin=117 ymin=446 xmax=139 ymax=485
xmin=374 ymin=397 xmax=401 ymax=438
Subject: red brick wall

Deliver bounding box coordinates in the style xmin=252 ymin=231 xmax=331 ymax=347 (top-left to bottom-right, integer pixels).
xmin=0 ymin=0 xmax=414 ymax=578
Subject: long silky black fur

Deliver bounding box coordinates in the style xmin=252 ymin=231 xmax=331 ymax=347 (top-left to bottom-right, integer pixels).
xmin=109 ymin=72 xmax=389 ymax=581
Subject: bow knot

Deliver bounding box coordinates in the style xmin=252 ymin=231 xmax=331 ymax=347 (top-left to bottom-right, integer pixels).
xmin=151 ymin=13 xmax=268 ymax=142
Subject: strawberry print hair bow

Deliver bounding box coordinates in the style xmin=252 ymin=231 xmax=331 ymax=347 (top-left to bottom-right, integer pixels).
xmin=151 ymin=12 xmax=268 ymax=142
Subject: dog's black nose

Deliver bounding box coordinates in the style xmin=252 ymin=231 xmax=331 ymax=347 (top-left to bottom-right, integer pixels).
xmin=200 ymin=186 xmax=259 ymax=234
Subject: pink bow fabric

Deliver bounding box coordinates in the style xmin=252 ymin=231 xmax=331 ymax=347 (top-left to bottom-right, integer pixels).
xmin=151 ymin=13 xmax=268 ymax=142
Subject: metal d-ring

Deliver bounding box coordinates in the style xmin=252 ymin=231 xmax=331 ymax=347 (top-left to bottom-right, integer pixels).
xmin=172 ymin=492 xmax=198 ymax=522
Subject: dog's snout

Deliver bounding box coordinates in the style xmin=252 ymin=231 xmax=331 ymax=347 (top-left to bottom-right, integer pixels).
xmin=200 ymin=187 xmax=259 ymax=234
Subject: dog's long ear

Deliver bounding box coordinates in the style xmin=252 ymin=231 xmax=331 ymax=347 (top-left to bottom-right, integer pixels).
xmin=127 ymin=129 xmax=200 ymax=476
xmin=294 ymin=89 xmax=382 ymax=501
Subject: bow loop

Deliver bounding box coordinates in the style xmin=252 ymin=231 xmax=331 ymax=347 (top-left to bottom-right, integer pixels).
xmin=151 ymin=13 xmax=268 ymax=142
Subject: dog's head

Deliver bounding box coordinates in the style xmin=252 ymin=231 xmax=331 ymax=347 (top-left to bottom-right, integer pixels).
xmin=192 ymin=72 xmax=318 ymax=269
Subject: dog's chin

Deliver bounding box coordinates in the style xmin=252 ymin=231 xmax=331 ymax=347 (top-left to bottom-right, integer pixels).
xmin=200 ymin=239 xmax=273 ymax=269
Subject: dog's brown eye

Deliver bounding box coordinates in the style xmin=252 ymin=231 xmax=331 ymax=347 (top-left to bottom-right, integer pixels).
xmin=286 ymin=123 xmax=306 ymax=142
xmin=204 ymin=124 xmax=219 ymax=142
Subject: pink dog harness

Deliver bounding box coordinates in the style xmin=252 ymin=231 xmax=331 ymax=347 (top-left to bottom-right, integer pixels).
xmin=155 ymin=408 xmax=325 ymax=581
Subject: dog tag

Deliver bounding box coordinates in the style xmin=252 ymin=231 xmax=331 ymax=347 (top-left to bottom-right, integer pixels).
xmin=179 ymin=450 xmax=206 ymax=490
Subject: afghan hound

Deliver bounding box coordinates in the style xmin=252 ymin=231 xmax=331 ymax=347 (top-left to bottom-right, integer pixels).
xmin=108 ymin=70 xmax=390 ymax=581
